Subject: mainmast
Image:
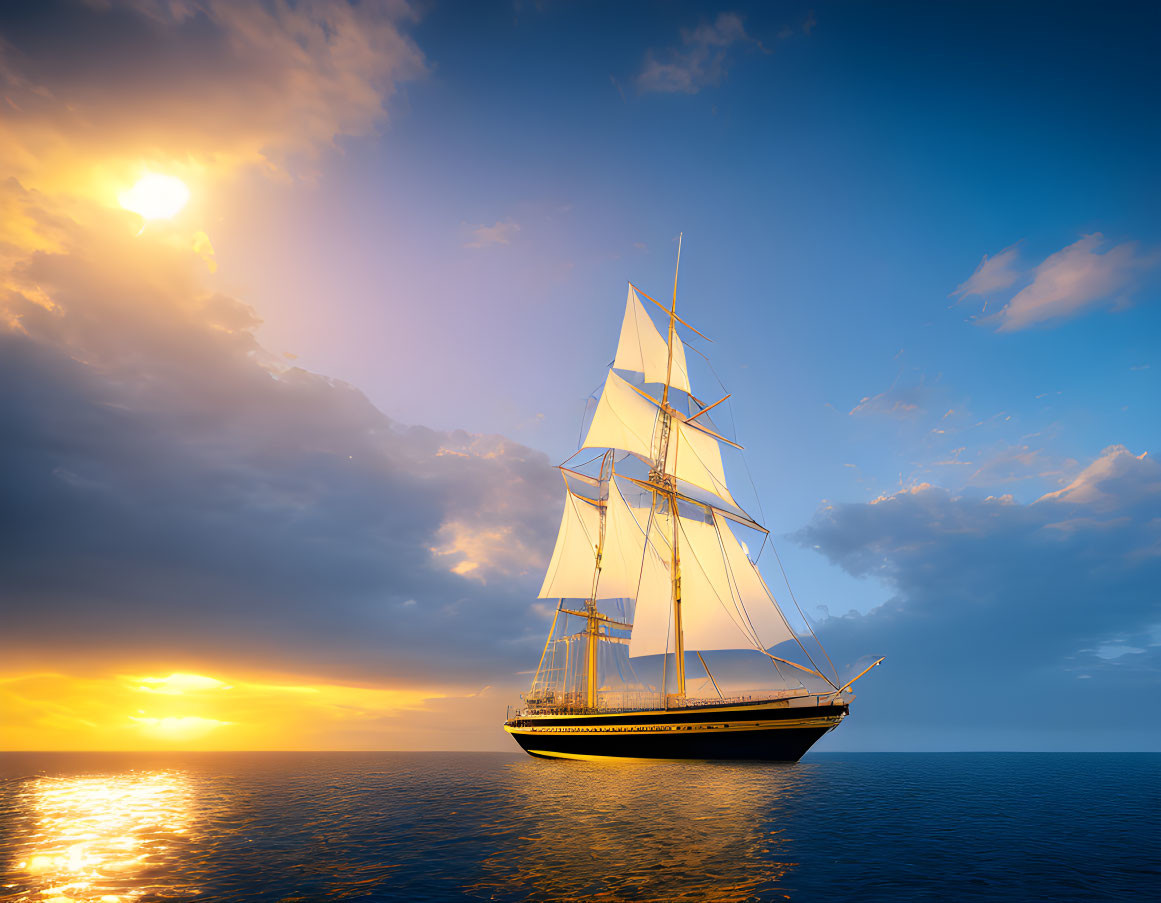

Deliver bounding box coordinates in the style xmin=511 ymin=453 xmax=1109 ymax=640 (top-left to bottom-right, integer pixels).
xmin=661 ymin=234 xmax=686 ymax=699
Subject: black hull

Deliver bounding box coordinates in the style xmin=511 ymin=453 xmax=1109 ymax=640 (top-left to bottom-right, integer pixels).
xmin=505 ymin=700 xmax=847 ymax=762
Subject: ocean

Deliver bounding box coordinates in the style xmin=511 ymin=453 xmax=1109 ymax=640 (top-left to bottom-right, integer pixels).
xmin=0 ymin=752 xmax=1155 ymax=901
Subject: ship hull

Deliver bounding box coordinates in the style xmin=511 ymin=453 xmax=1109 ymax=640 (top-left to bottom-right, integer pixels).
xmin=505 ymin=699 xmax=847 ymax=762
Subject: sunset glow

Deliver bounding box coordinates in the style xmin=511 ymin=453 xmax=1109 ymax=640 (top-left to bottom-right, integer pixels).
xmin=0 ymin=671 xmax=448 ymax=751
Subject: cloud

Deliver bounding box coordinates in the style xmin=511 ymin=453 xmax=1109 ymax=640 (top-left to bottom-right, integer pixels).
xmin=464 ymin=219 xmax=520 ymax=248
xmin=637 ymin=12 xmax=765 ymax=94
xmin=848 ymin=383 xmax=926 ymax=419
xmin=953 ymin=235 xmax=1158 ymax=331
xmin=951 ymin=244 xmax=1022 ymax=301
xmin=996 ymin=234 xmax=1156 ymax=331
xmin=0 ymin=3 xmax=571 ymax=752
xmin=0 ymin=178 xmax=560 ymax=689
xmin=0 ymin=0 xmax=425 ymax=194
xmin=1035 ymin=444 xmax=1154 ymax=510
xmin=965 ymin=444 xmax=1075 ymax=489
xmin=798 ymin=444 xmax=1161 ymax=749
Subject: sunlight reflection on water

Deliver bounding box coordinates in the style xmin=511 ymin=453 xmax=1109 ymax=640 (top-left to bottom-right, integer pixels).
xmin=4 ymin=770 xmax=194 ymax=903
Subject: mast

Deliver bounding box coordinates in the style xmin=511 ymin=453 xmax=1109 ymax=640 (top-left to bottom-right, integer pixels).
xmin=663 ymin=234 xmax=685 ymax=698
xmin=584 ymin=450 xmax=614 ymax=708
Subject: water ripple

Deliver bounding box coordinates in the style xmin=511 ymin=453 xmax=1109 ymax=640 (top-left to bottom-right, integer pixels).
xmin=0 ymin=752 xmax=1156 ymax=902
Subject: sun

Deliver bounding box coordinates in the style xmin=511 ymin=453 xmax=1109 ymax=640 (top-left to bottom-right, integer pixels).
xmin=119 ymin=173 xmax=190 ymax=221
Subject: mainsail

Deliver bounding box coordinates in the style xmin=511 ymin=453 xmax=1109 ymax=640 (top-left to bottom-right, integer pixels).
xmin=533 ymin=238 xmax=823 ymax=706
xmin=608 ymin=480 xmax=795 ymax=658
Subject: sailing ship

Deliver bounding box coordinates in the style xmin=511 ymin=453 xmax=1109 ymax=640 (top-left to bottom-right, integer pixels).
xmin=505 ymin=238 xmax=882 ymax=761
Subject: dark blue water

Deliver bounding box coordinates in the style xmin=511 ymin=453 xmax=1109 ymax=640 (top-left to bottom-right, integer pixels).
xmin=0 ymin=752 xmax=1156 ymax=901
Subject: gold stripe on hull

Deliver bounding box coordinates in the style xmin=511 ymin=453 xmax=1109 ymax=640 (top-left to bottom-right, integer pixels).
xmin=524 ymin=750 xmax=669 ymax=762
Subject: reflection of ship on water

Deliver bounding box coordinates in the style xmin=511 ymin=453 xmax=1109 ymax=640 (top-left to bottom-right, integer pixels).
xmin=466 ymin=759 xmax=806 ymax=902
xmin=506 ymin=237 xmax=882 ymax=761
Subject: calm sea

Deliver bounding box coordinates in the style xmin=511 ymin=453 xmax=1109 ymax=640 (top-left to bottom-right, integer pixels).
xmin=0 ymin=752 xmax=1155 ymax=902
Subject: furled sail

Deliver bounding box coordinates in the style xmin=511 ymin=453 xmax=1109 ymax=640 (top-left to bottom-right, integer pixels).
xmin=538 ymin=490 xmax=601 ymax=599
xmin=613 ymin=286 xmax=692 ymax=394
xmin=603 ymin=480 xmax=795 ymax=658
xmin=582 ymin=370 xmax=739 ymax=510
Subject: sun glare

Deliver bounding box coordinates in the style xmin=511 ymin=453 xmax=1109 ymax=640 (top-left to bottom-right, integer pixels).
xmin=130 ymin=714 xmax=230 ymax=740
xmin=118 ymin=173 xmax=189 ymax=221
xmin=133 ymin=672 xmax=229 ymax=695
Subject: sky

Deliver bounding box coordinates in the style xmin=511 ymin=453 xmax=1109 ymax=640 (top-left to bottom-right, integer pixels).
xmin=1 ymin=0 xmax=1158 ymax=752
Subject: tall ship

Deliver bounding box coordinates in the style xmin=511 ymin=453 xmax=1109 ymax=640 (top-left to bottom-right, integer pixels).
xmin=505 ymin=238 xmax=882 ymax=761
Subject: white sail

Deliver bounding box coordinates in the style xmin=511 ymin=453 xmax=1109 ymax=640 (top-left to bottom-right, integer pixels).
xmin=581 ymin=369 xmax=658 ymax=462
xmin=598 ymin=478 xmax=668 ymax=601
xmin=618 ymin=491 xmax=795 ymax=658
xmin=613 ymin=285 xmax=692 ymax=394
xmin=538 ymin=490 xmax=602 ymax=599
xmin=678 ymin=512 xmax=796 ymax=654
xmin=583 ymin=370 xmax=738 ymax=510
xmin=665 ymin=419 xmax=738 ymax=510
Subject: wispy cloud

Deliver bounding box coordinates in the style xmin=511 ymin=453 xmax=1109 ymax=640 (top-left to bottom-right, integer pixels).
xmin=637 ymin=12 xmax=766 ymax=95
xmin=464 ymin=219 xmax=520 ymax=248
xmin=953 ymin=234 xmax=1158 ymax=331
xmin=952 ymin=244 xmax=1022 ymax=303
xmin=849 ymin=383 xmax=926 ymax=419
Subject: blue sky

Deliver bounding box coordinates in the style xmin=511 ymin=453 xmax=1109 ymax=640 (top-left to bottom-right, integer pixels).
xmin=216 ymin=0 xmax=1160 ymax=611
xmin=1 ymin=0 xmax=1157 ymax=750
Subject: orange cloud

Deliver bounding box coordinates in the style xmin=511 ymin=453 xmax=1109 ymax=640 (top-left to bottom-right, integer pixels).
xmin=0 ymin=0 xmax=425 ymax=203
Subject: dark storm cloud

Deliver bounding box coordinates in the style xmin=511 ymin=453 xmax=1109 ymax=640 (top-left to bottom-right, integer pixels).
xmin=799 ymin=450 xmax=1161 ymax=749
xmin=0 ymin=182 xmax=560 ymax=685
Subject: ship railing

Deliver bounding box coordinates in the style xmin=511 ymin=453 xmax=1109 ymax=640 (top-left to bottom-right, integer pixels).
xmin=506 ymin=687 xmax=836 ymax=722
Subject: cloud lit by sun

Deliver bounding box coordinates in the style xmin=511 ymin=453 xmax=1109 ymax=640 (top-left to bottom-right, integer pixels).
xmin=118 ymin=173 xmax=190 ymax=221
